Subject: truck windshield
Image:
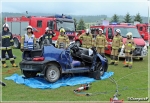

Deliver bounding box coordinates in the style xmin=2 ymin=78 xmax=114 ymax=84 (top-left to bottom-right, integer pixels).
xmin=114 ymin=27 xmax=142 ymax=38
xmin=57 ymin=21 xmax=75 ymax=31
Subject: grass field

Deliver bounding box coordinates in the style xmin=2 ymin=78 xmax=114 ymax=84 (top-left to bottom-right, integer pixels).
xmin=1 ymin=48 xmax=149 ymax=102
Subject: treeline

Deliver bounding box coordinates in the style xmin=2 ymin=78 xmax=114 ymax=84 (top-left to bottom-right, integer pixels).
xmin=75 ymin=12 xmax=146 ymax=30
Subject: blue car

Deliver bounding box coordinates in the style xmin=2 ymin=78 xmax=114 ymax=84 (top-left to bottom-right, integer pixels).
xmin=19 ymin=43 xmax=108 ymax=83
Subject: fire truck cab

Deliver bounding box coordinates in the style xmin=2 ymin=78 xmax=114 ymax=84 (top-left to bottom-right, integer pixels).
xmin=90 ymin=22 xmax=148 ymax=60
xmin=4 ymin=14 xmax=76 ymax=48
xmin=136 ymin=23 xmax=150 ymax=47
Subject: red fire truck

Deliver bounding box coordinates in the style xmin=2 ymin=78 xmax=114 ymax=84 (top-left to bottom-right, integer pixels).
xmin=4 ymin=14 xmax=76 ymax=48
xmin=135 ymin=23 xmax=150 ymax=47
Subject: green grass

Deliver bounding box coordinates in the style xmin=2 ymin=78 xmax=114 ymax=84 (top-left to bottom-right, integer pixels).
xmin=1 ymin=49 xmax=149 ymax=101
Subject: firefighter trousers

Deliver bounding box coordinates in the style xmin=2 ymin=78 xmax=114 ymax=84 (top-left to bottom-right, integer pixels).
xmin=97 ymin=47 xmax=105 ymax=54
xmin=1 ymin=49 xmax=15 ymax=64
xmin=124 ymin=52 xmax=133 ymax=66
xmin=110 ymin=49 xmax=119 ymax=64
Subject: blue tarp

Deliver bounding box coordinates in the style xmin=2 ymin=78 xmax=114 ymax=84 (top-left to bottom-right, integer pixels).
xmin=5 ymin=72 xmax=114 ymax=89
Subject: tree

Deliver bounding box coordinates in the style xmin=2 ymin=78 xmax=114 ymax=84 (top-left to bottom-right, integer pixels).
xmin=134 ymin=13 xmax=142 ymax=23
xmin=74 ymin=18 xmax=77 ymax=31
xmin=123 ymin=12 xmax=132 ymax=23
xmin=77 ymin=19 xmax=86 ymax=30
xmin=111 ymin=14 xmax=119 ymax=22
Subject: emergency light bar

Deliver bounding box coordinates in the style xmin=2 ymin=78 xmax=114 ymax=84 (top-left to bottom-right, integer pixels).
xmin=55 ymin=14 xmax=72 ymax=19
xmin=110 ymin=22 xmax=120 ymax=25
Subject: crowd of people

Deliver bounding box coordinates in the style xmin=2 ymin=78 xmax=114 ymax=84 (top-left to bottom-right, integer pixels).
xmin=1 ymin=23 xmax=136 ymax=69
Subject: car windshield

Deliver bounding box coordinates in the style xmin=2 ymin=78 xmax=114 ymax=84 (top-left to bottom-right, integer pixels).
xmin=57 ymin=21 xmax=75 ymax=31
xmin=114 ymin=27 xmax=142 ymax=38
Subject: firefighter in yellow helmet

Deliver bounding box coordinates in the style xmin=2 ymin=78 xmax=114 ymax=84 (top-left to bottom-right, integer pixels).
xmin=95 ymin=28 xmax=108 ymax=56
xmin=56 ymin=28 xmax=69 ymax=49
xmin=79 ymin=29 xmax=93 ymax=49
xmin=1 ymin=23 xmax=18 ymax=68
xmin=109 ymin=29 xmax=122 ymax=66
xmin=123 ymin=32 xmax=135 ymax=69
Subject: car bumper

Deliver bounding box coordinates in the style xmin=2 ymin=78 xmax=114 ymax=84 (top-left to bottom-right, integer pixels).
xmin=19 ymin=60 xmax=49 ymax=71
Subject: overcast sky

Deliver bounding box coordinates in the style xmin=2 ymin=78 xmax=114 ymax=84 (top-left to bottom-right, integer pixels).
xmin=1 ymin=0 xmax=150 ymax=17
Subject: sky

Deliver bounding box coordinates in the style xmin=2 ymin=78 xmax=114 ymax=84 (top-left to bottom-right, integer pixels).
xmin=1 ymin=0 xmax=150 ymax=17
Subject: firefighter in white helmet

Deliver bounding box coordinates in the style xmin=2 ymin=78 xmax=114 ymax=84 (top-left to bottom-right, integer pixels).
xmin=95 ymin=28 xmax=108 ymax=56
xmin=115 ymin=29 xmax=123 ymax=47
xmin=1 ymin=23 xmax=18 ymax=68
xmin=79 ymin=29 xmax=93 ymax=49
xmin=20 ymin=25 xmax=36 ymax=51
xmin=109 ymin=29 xmax=122 ymax=66
xmin=42 ymin=27 xmax=56 ymax=45
xmin=123 ymin=32 xmax=135 ymax=69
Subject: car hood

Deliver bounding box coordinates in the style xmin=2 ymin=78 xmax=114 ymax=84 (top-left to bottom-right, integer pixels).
xmin=123 ymin=38 xmax=145 ymax=46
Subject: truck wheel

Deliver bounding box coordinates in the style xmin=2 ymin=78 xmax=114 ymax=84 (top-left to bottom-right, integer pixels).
xmin=13 ymin=38 xmax=20 ymax=49
xmin=45 ymin=65 xmax=60 ymax=83
xmin=75 ymin=40 xmax=81 ymax=47
xmin=139 ymin=58 xmax=143 ymax=61
xmin=23 ymin=70 xmax=37 ymax=78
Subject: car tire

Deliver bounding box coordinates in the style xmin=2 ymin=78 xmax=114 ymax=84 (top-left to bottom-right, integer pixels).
xmin=13 ymin=38 xmax=20 ymax=49
xmin=23 ymin=70 xmax=37 ymax=78
xmin=45 ymin=65 xmax=60 ymax=83
xmin=75 ymin=40 xmax=81 ymax=47
xmin=139 ymin=58 xmax=143 ymax=61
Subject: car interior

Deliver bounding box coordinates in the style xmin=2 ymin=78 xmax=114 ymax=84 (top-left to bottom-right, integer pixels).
xmin=70 ymin=44 xmax=94 ymax=64
xmin=23 ymin=49 xmax=43 ymax=60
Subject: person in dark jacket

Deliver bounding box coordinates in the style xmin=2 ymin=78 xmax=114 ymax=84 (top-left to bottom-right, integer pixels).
xmin=42 ymin=27 xmax=56 ymax=44
xmin=1 ymin=23 xmax=18 ymax=68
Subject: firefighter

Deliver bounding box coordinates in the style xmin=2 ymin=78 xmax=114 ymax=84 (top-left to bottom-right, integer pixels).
xmin=1 ymin=23 xmax=18 ymax=68
xmin=56 ymin=28 xmax=69 ymax=49
xmin=95 ymin=29 xmax=108 ymax=56
xmin=123 ymin=32 xmax=135 ymax=69
xmin=20 ymin=25 xmax=36 ymax=51
xmin=42 ymin=27 xmax=56 ymax=45
xmin=116 ymin=29 xmax=123 ymax=46
xmin=79 ymin=29 xmax=93 ymax=49
xmin=109 ymin=29 xmax=122 ymax=65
